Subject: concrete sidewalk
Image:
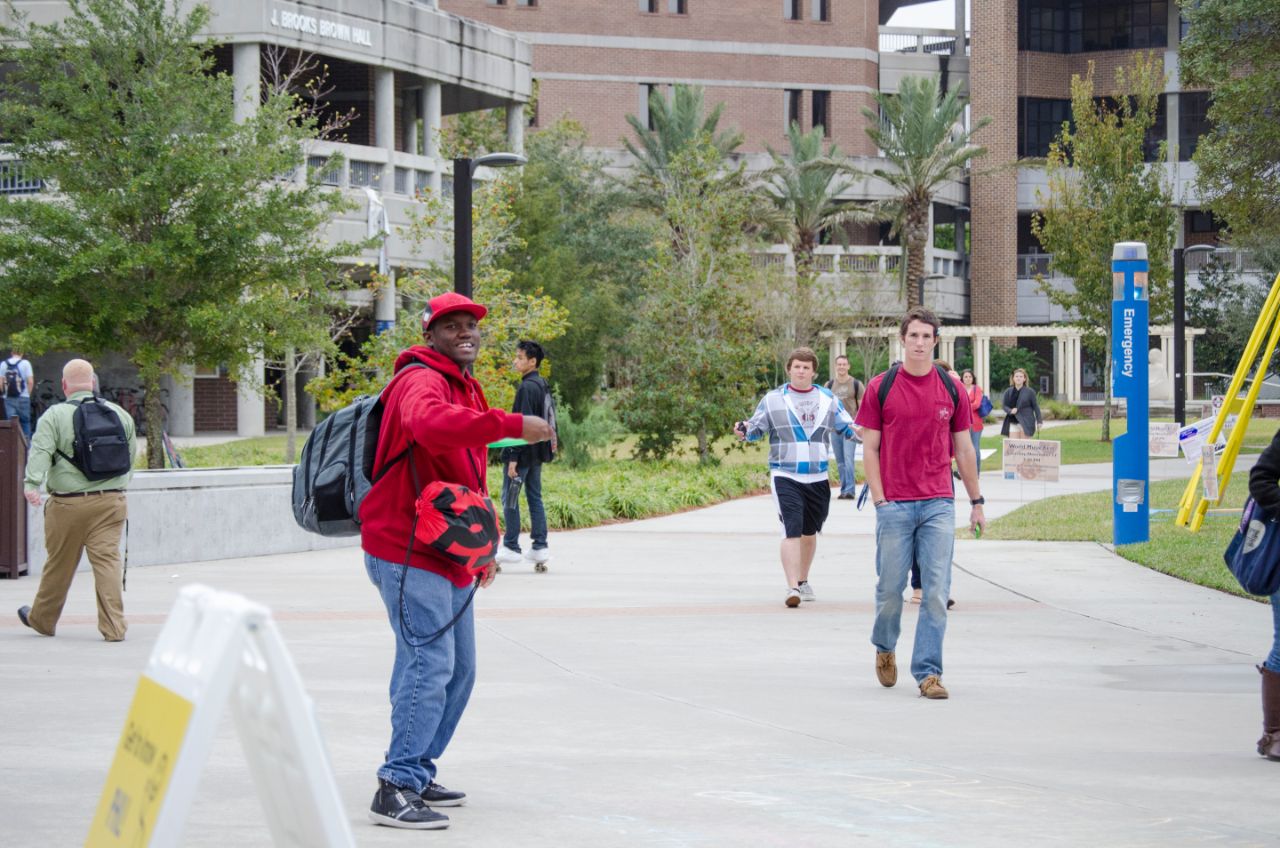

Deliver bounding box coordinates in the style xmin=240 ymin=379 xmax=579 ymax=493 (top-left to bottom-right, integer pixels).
xmin=1 ymin=459 xmax=1274 ymax=846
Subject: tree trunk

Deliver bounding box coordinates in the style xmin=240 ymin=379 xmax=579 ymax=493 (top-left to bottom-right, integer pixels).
xmin=697 ymin=423 xmax=709 ymax=464
xmin=904 ymin=201 xmax=929 ymax=311
xmin=1101 ymin=339 xmax=1112 ymax=442
xmin=284 ymin=345 xmax=298 ymax=465
xmin=142 ymin=369 xmax=166 ymax=469
xmin=794 ymin=248 xmax=815 ymax=347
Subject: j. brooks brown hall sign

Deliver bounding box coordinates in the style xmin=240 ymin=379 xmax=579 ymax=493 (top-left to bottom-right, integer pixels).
xmin=270 ymin=5 xmax=375 ymax=48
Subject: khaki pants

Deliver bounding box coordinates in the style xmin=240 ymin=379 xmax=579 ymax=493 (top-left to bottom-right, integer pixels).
xmin=28 ymin=492 xmax=128 ymax=641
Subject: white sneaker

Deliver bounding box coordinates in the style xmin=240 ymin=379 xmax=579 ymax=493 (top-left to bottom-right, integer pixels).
xmin=526 ymin=548 xmax=551 ymax=573
xmin=785 ymin=588 xmax=801 ymax=608
xmin=495 ymin=547 xmax=523 ymax=564
xmin=797 ymin=581 xmax=815 ymax=602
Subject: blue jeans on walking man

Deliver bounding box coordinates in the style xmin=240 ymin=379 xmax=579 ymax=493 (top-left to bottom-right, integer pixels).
xmin=4 ymin=396 xmax=31 ymax=439
xmin=872 ymin=498 xmax=954 ymax=682
xmin=365 ymin=554 xmax=477 ymax=791
xmin=830 ymin=432 xmax=857 ymax=497
xmin=502 ymin=462 xmax=547 ymax=553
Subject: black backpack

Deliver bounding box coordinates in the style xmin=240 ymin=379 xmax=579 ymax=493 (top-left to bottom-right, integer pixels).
xmin=877 ymin=362 xmax=960 ymax=412
xmin=539 ymin=382 xmax=557 ymax=463
xmin=55 ymin=397 xmax=132 ymax=480
xmin=3 ymin=358 xmax=24 ymax=398
xmin=292 ymin=363 xmax=426 ymax=537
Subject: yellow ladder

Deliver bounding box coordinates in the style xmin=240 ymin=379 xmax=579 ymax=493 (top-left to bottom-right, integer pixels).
xmin=1176 ymin=270 xmax=1280 ymax=530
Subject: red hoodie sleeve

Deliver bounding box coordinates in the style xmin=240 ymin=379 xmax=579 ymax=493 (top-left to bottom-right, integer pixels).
xmin=397 ymin=370 xmax=524 ymax=451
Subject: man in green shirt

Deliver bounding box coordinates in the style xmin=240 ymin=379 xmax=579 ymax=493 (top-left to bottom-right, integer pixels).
xmin=17 ymin=359 xmax=136 ymax=641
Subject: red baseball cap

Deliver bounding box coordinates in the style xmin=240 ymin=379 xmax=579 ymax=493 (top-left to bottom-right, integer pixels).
xmin=422 ymin=292 xmax=488 ymax=330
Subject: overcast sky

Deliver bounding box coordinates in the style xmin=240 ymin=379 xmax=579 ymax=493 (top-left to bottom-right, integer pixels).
xmin=886 ymin=0 xmax=969 ymax=28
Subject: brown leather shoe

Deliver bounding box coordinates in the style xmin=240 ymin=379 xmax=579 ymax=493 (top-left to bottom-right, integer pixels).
xmin=1259 ymin=666 xmax=1280 ymax=760
xmin=875 ymin=651 xmax=897 ymax=687
xmin=919 ymin=675 xmax=949 ymax=699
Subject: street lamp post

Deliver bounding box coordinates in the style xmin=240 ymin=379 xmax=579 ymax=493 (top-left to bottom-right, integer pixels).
xmin=453 ymin=152 xmax=527 ymax=297
xmin=917 ymin=272 xmax=947 ymax=311
xmin=1173 ymin=243 xmax=1218 ymax=425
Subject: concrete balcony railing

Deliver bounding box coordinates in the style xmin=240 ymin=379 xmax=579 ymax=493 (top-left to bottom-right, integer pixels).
xmin=748 ymin=244 xmax=970 ymax=320
xmin=878 ymin=27 xmax=970 ymax=56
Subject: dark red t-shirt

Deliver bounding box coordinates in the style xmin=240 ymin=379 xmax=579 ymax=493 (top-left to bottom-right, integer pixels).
xmin=855 ymin=367 xmax=971 ymax=501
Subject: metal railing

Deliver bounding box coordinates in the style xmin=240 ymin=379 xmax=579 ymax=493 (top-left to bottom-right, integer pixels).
xmin=348 ymin=160 xmax=383 ymax=189
xmin=879 ymin=27 xmax=970 ymax=57
xmin=1017 ymin=253 xmax=1059 ymax=279
xmin=0 ymin=160 xmax=43 ymax=195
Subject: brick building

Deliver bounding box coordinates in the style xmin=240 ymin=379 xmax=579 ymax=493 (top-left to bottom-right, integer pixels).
xmin=441 ymin=0 xmax=1248 ymax=401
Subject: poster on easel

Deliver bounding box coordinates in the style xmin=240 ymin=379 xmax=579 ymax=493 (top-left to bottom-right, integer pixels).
xmin=1002 ymin=438 xmax=1061 ymax=483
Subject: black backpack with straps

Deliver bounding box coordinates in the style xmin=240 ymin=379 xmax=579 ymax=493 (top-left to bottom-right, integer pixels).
xmin=55 ymin=396 xmax=132 ymax=481
xmin=877 ymin=362 xmax=961 ymax=412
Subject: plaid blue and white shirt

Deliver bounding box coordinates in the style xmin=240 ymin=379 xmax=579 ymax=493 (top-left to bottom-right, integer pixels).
xmin=743 ymin=383 xmax=856 ymax=477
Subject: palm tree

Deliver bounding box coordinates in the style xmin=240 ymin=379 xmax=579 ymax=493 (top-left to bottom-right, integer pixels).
xmin=863 ymin=75 xmax=989 ymax=310
xmin=624 ymin=84 xmax=744 ymax=205
xmin=761 ymin=122 xmax=871 ymax=345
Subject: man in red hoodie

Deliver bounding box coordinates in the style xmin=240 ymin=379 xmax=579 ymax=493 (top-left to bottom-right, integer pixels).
xmin=360 ymin=292 xmax=554 ymax=830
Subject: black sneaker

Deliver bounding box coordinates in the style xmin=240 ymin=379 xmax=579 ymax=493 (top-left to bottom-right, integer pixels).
xmin=420 ymin=781 xmax=467 ymax=807
xmin=368 ymin=780 xmax=449 ymax=830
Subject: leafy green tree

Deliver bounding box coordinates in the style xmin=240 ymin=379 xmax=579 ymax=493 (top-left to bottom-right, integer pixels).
xmin=0 ymin=0 xmax=353 ymax=467
xmin=501 ymin=120 xmax=658 ymax=412
xmin=1032 ymin=55 xmax=1176 ymax=440
xmin=761 ymin=121 xmax=870 ymax=347
xmin=617 ymin=138 xmax=767 ymax=463
xmin=1186 ymin=252 xmax=1280 ymax=397
xmin=863 ymin=75 xmax=989 ymax=310
xmin=308 ymin=179 xmax=568 ymax=414
xmin=1181 ymin=0 xmax=1280 ymax=246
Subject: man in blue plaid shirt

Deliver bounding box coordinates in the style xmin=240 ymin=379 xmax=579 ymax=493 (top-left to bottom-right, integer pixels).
xmin=735 ymin=347 xmax=858 ymax=607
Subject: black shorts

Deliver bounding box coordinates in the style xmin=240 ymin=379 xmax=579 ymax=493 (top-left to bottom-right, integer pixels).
xmin=770 ymin=475 xmax=831 ymax=538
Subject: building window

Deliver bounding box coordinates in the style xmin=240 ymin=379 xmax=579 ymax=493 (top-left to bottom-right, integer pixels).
xmin=784 ymin=0 xmax=801 ymax=21
xmin=668 ymin=0 xmax=687 ymax=12
xmin=487 ymin=0 xmax=506 ymax=5
xmin=785 ymin=89 xmax=801 ymax=131
xmin=640 ymin=0 xmax=658 ymax=11
xmin=811 ymin=90 xmax=830 ymax=136
xmin=1142 ymin=94 xmax=1167 ymax=163
xmin=1016 ymin=97 xmax=1071 ymax=158
xmin=516 ymin=0 xmax=537 ymax=6
xmin=1188 ymin=210 xmax=1221 ymax=234
xmin=641 ymin=84 xmax=660 ymax=131
xmin=1179 ymin=91 xmax=1210 ymax=161
xmin=1019 ymin=0 xmax=1168 ymax=53
xmin=811 ymin=0 xmax=831 ymax=21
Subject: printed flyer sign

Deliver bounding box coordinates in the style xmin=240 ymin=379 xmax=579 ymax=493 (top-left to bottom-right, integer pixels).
xmin=1178 ymin=417 xmax=1227 ymax=464
xmin=1201 ymin=442 xmax=1219 ymax=501
xmin=1149 ymin=422 xmax=1180 ymax=457
xmin=1002 ymin=438 xmax=1061 ymax=483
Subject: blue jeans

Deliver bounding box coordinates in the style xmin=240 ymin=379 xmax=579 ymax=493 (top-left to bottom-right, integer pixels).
xmin=871 ymin=498 xmax=954 ymax=682
xmin=4 ymin=396 xmax=31 ymax=439
xmin=502 ymin=462 xmax=547 ymax=552
xmin=1267 ymin=593 xmax=1280 ymax=673
xmin=830 ymin=434 xmax=857 ymax=496
xmin=365 ymin=553 xmax=477 ymax=791
xmin=969 ymin=429 xmax=982 ymax=473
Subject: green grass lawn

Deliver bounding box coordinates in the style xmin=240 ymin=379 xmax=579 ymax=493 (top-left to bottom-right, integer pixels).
xmin=982 ymin=470 xmax=1264 ymax=599
xmin=976 ymin=417 xmax=1278 ymax=471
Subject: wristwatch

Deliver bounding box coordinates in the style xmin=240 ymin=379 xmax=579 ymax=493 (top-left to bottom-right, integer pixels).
xmin=971 ymin=496 xmax=985 ymax=506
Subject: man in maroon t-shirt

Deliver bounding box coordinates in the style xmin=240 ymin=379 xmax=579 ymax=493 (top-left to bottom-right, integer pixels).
xmin=854 ymin=308 xmax=986 ymax=700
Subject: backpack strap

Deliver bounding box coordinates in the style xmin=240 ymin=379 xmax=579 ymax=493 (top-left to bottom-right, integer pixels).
xmin=877 ymin=363 xmax=961 ymax=415
xmin=52 ymin=397 xmax=87 ymax=467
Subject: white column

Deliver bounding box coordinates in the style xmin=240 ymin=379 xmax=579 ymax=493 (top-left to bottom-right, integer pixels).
xmin=423 ymin=82 xmax=442 ymax=196
xmin=232 ymin=43 xmax=260 ymax=123
xmin=375 ymin=67 xmax=395 ymax=159
xmin=405 ymin=87 xmax=420 ymax=156
xmin=233 ymin=43 xmax=264 ymax=437
xmin=939 ymin=336 xmax=956 ymax=366
xmin=1160 ymin=333 xmax=1175 ymax=391
xmin=1054 ymin=337 xmax=1066 ymax=400
xmin=506 ymin=103 xmax=525 ymax=155
xmin=376 ymin=268 xmax=397 ymax=332
xmin=236 ymin=359 xmax=266 ymax=438
xmin=161 ymin=365 xmax=195 ymax=437
xmin=423 ymin=82 xmax=442 ymax=159
xmin=975 ymin=335 xmax=991 ymax=398
xmin=889 ymin=336 xmax=904 ymax=364
xmin=1071 ymin=336 xmax=1083 ymax=403
xmin=1185 ymin=335 xmax=1196 ymax=414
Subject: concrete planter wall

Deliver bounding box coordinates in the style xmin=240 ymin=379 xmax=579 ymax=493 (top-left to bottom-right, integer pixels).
xmin=25 ymin=466 xmax=357 ymax=576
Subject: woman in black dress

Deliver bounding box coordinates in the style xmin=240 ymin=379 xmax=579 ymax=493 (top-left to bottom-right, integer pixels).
xmin=1000 ymin=367 xmax=1042 ymax=438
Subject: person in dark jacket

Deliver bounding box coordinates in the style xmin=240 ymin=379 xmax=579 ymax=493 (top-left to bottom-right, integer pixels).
xmin=1000 ymin=367 xmax=1043 ymax=438
xmin=495 ymin=340 xmax=556 ymax=570
xmin=360 ymin=292 xmax=554 ymax=829
xmin=1247 ymin=428 xmax=1280 ymax=762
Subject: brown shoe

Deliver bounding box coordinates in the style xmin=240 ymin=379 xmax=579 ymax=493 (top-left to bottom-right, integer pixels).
xmin=875 ymin=651 xmax=897 ymax=687
xmin=919 ymin=675 xmax=949 ymax=699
